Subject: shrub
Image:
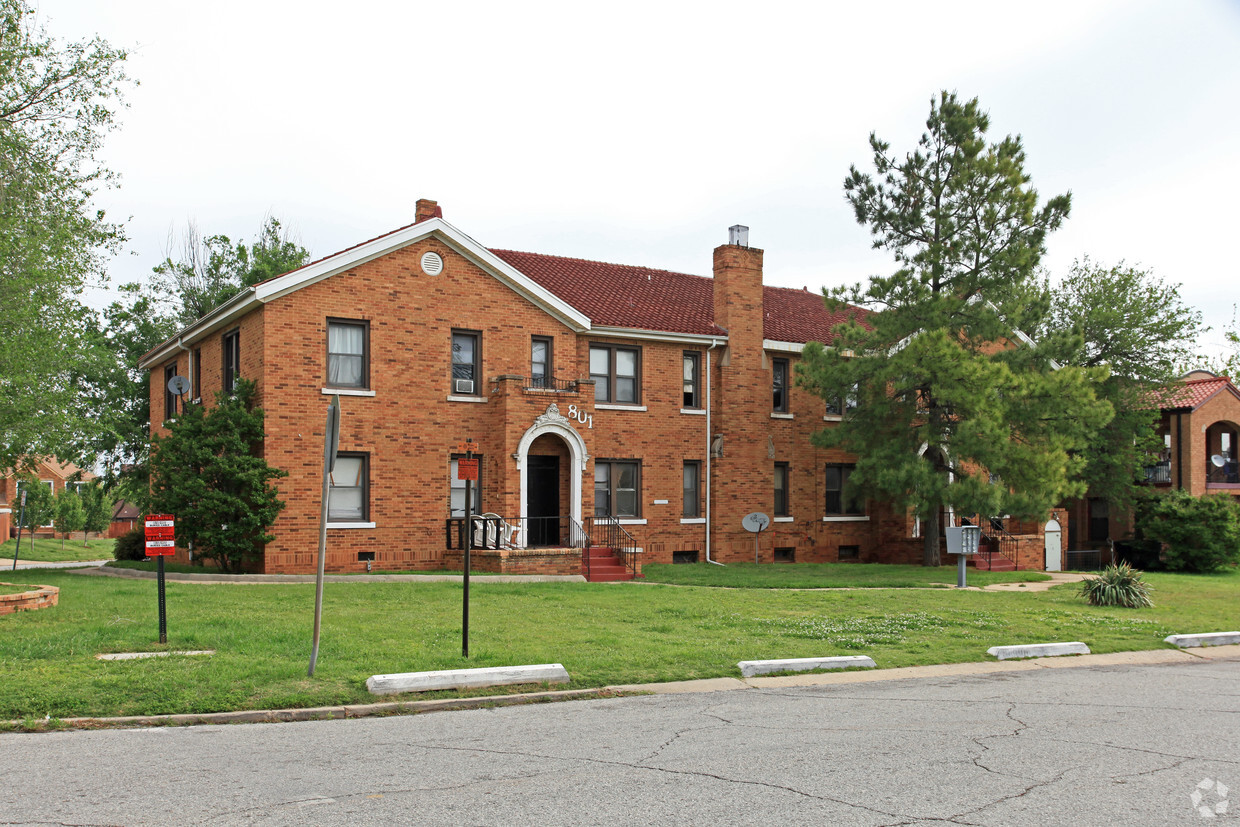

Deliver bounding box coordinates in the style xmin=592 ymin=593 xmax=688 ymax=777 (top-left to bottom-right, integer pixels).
xmin=1135 ymin=489 xmax=1240 ymax=573
xmin=113 ymin=528 xmax=147 ymax=561
xmin=1079 ymin=562 xmax=1153 ymax=608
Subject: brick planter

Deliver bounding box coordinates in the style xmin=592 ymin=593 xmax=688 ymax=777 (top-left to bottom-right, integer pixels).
xmin=0 ymin=583 xmax=59 ymax=615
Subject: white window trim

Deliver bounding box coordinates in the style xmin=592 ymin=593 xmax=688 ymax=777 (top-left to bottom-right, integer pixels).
xmin=771 ymin=412 xmax=794 ymax=420
xmin=823 ymin=515 xmax=870 ymax=522
xmin=680 ymin=517 xmax=706 ymax=525
xmin=597 ymin=404 xmax=647 ymax=412
xmin=618 ymin=518 xmax=648 ymax=525
xmin=774 ymin=516 xmax=794 ymax=523
xmin=822 ymin=414 xmax=843 ymax=422
xmin=447 ymin=395 xmax=487 ymax=403
xmin=322 ymin=388 xmax=376 ymax=397
xmin=680 ymin=408 xmax=706 ymax=416
xmin=327 ymin=521 xmax=377 ymax=529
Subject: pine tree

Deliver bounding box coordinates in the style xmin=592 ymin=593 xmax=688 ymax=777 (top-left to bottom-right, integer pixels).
xmin=149 ymin=379 xmax=287 ymax=572
xmin=800 ymin=92 xmax=1111 ymax=565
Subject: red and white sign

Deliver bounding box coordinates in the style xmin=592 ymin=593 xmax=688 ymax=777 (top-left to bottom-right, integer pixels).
xmin=456 ymin=458 xmax=479 ymax=481
xmin=145 ymin=514 xmax=176 ymax=557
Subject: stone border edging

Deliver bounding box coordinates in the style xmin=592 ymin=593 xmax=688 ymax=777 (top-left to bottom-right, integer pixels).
xmin=987 ymin=641 xmax=1090 ymax=660
xmin=17 ymin=644 xmax=1239 ymax=732
xmin=0 ymin=582 xmax=58 ymax=615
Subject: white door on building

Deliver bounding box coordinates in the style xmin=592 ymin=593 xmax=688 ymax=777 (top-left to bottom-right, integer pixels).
xmin=1045 ymin=519 xmax=1062 ymax=571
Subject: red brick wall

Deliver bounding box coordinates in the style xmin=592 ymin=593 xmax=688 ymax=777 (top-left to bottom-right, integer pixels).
xmin=143 ymin=229 xmax=1013 ymax=573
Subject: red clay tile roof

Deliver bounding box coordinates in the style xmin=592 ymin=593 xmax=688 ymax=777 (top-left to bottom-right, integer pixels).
xmin=1157 ymin=375 xmax=1239 ymax=410
xmin=491 ymin=249 xmax=863 ymax=343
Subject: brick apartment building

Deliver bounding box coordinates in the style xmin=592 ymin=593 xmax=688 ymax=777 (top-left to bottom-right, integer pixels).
xmin=139 ymin=200 xmax=1047 ymax=575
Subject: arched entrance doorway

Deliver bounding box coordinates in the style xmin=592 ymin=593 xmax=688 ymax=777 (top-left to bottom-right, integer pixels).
xmin=516 ymin=404 xmax=588 ymax=547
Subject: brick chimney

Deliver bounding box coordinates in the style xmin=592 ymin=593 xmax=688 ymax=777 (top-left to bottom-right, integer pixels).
xmin=415 ymin=198 xmax=443 ymax=223
xmin=712 ymin=224 xmax=764 ymax=359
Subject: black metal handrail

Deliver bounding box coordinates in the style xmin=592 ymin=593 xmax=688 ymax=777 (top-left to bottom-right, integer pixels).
xmin=522 ymin=375 xmax=579 ymax=393
xmin=1143 ymin=461 xmax=1171 ymax=484
xmin=587 ymin=515 xmax=639 ymax=578
xmin=960 ymin=516 xmax=1019 ymax=570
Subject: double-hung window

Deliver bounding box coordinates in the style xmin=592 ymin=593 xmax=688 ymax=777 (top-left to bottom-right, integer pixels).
xmin=590 ymin=344 xmax=639 ymax=404
xmin=164 ymin=363 xmax=178 ymax=421
xmin=328 ymin=453 xmax=369 ymax=522
xmin=449 ymin=456 xmax=483 ymax=517
xmin=825 ymin=464 xmax=864 ymax=516
xmin=327 ymin=319 xmax=369 ymax=389
xmin=531 ymin=336 xmax=553 ymax=388
xmin=222 ymin=329 xmax=241 ymax=393
xmin=595 ymin=460 xmax=640 ymax=518
xmin=683 ymin=351 xmax=701 ymax=408
xmin=774 ymin=462 xmax=790 ymax=517
xmin=451 ymin=330 xmax=481 ymax=395
xmin=772 ymin=357 xmax=789 ymax=412
xmin=683 ymin=461 xmax=701 ymax=518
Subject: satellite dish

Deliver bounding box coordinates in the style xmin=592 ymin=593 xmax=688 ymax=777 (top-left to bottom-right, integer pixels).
xmin=742 ymin=512 xmax=770 ymax=533
xmin=1212 ymin=454 xmax=1226 ymax=468
xmin=167 ymin=375 xmax=191 ymax=396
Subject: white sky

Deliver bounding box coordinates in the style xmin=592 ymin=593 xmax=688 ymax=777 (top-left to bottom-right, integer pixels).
xmin=48 ymin=0 xmax=1240 ymax=360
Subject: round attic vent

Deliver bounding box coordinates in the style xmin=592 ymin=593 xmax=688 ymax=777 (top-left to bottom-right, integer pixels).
xmin=420 ymin=251 xmax=443 ymax=276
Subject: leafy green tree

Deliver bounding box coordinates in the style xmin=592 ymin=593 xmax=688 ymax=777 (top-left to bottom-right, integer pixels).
xmin=149 ymin=378 xmax=287 ymax=572
xmin=800 ymin=91 xmax=1111 ymax=565
xmin=52 ymin=488 xmax=85 ymax=550
xmin=151 ymin=216 xmax=310 ymax=326
xmin=13 ymin=476 xmax=53 ymax=531
xmin=1135 ymin=489 xmax=1240 ymax=572
xmin=1203 ymin=305 xmax=1240 ymax=379
xmin=70 ymin=283 xmax=178 ymax=508
xmin=0 ymin=0 xmax=132 ymax=472
xmin=79 ymin=480 xmax=114 ymax=543
xmin=1042 ymin=259 xmax=1203 ymax=507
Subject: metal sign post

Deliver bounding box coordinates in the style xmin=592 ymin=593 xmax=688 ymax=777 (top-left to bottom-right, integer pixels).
xmin=741 ymin=512 xmax=770 ymax=564
xmin=144 ymin=514 xmax=175 ymax=643
xmin=309 ymin=395 xmax=341 ymax=678
xmin=11 ymin=491 xmax=26 ymax=571
xmin=458 ymin=439 xmax=477 ymax=658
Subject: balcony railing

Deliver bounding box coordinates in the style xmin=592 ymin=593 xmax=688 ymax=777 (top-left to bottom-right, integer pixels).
xmin=521 ymin=375 xmax=579 ymax=393
xmin=445 ymin=514 xmax=591 ymax=551
xmin=1143 ymin=461 xmax=1171 ymax=484
xmin=1206 ymin=458 xmax=1240 ymax=484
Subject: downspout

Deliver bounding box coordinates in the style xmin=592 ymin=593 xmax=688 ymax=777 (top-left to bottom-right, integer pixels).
xmin=174 ymin=336 xmax=195 ymax=563
xmin=1176 ymin=412 xmax=1184 ymax=490
xmin=705 ymin=339 xmax=724 ymax=565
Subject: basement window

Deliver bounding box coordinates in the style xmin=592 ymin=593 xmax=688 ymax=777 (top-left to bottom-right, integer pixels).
xmin=672 ymin=550 xmax=700 ymax=564
xmin=774 ymin=547 xmax=795 ymax=563
xmin=838 ymin=545 xmax=860 ymax=561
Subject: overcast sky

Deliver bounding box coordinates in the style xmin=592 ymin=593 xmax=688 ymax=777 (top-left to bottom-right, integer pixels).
xmin=49 ymin=0 xmax=1240 ymax=360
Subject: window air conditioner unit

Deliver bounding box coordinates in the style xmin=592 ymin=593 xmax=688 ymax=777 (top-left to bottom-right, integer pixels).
xmin=454 ymin=379 xmax=475 ymax=395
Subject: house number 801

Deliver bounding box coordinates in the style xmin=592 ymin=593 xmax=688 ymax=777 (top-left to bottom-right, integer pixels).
xmin=567 ymin=404 xmax=594 ymax=429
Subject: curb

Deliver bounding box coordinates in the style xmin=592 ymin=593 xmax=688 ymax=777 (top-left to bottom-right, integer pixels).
xmin=13 ymin=644 xmax=1240 ymax=732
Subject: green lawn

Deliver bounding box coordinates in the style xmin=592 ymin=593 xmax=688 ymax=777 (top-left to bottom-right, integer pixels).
xmin=0 ymin=536 xmax=114 ymax=563
xmin=1 ymin=566 xmax=1236 ymax=722
xmin=643 ymin=562 xmax=1052 ymax=588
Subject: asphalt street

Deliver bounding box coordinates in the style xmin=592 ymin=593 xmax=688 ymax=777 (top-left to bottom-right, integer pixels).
xmin=3 ymin=655 xmax=1238 ymax=826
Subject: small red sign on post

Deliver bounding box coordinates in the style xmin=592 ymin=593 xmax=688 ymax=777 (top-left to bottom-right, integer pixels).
xmin=456 ymin=458 xmax=479 ymax=481
xmin=145 ymin=514 xmax=176 ymax=557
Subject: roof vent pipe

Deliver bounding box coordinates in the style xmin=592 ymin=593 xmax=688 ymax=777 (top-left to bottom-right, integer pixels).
xmin=728 ymin=224 xmax=749 ymax=247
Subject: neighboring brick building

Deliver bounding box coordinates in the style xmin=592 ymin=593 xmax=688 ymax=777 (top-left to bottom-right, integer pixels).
xmin=1063 ymin=370 xmax=1240 ymax=558
xmin=138 ymin=200 xmax=1043 ymax=575
xmin=0 ymin=459 xmax=96 ymax=539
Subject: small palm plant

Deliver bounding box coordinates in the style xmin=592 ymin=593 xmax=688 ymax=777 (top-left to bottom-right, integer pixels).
xmin=1079 ymin=562 xmax=1154 ymax=608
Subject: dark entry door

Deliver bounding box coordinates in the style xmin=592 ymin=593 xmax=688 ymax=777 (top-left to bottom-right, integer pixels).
xmin=528 ymin=456 xmax=560 ymax=546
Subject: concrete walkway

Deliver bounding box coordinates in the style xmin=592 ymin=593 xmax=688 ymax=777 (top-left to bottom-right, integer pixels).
xmin=61 ymin=563 xmax=1092 ymax=589
xmin=3 ymin=558 xmax=112 ymax=571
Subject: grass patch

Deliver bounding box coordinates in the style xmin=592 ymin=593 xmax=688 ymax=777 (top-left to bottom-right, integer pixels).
xmin=642 ymin=562 xmax=1051 ymax=589
xmin=0 ymin=566 xmax=1233 ymax=720
xmin=104 ymin=560 xmax=504 ymax=577
xmin=0 ymin=536 xmax=115 ymax=563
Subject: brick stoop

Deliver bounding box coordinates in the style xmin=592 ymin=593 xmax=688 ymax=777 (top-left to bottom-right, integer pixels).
xmin=582 ymin=547 xmax=634 ymax=582
xmin=972 ymin=554 xmax=1016 ymax=572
